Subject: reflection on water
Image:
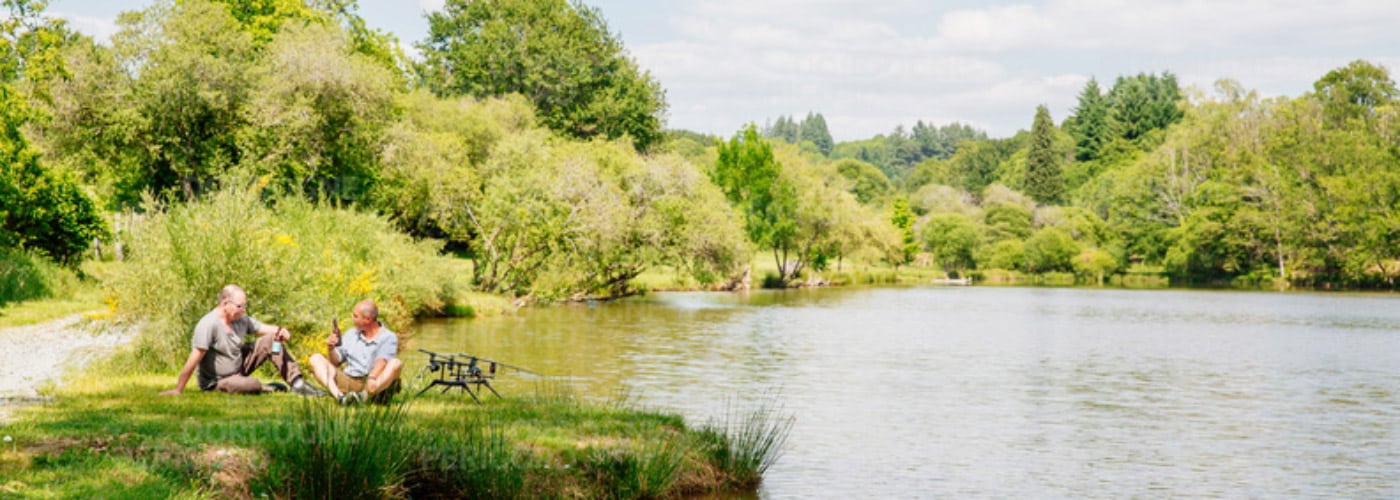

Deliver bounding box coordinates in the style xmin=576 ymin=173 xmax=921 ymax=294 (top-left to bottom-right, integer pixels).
xmin=410 ymin=287 xmax=1400 ymax=498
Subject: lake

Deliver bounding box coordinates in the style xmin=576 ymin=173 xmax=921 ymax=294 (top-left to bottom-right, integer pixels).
xmin=409 ymin=286 xmax=1400 ymax=498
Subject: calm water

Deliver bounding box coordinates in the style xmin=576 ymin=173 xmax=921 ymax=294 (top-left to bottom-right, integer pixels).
xmin=409 ymin=286 xmax=1400 ymax=498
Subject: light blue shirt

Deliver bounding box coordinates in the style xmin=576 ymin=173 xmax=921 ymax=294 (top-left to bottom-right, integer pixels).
xmin=334 ymin=324 xmax=398 ymax=378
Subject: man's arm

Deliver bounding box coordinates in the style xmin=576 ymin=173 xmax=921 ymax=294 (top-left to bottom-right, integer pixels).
xmin=256 ymin=323 xmax=289 ymax=342
xmin=367 ymin=358 xmax=388 ymax=383
xmin=327 ymin=340 xmax=343 ymax=365
xmin=160 ymin=348 xmax=206 ymax=395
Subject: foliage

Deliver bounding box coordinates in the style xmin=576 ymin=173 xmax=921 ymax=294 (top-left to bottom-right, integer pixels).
xmin=419 ymin=0 xmax=667 ymax=151
xmin=237 ymin=21 xmax=397 ymax=204
xmin=921 ymin=212 xmax=981 ymax=272
xmin=714 ymin=124 xmax=798 ymax=281
xmin=798 ymin=111 xmax=833 ymax=156
xmin=1066 ymin=78 xmax=1112 ymax=162
xmin=110 ymin=184 xmax=462 ymax=370
xmin=0 ymin=247 xmax=77 ymax=306
xmin=1313 ymin=59 xmax=1398 ymax=125
xmin=978 ymin=239 xmax=1025 ymax=271
xmin=831 ymin=121 xmax=986 ymax=184
xmin=1023 ymin=227 xmax=1079 ymax=273
xmin=0 ymin=142 xmax=108 ymax=264
xmin=1025 ymin=104 xmax=1064 ymax=204
xmin=115 ymin=0 xmax=257 ymax=201
xmin=888 ymin=196 xmax=916 ymax=265
xmin=764 ymin=114 xmax=799 ymax=143
xmin=1106 ymin=71 xmax=1184 ymax=145
xmin=833 ymin=158 xmax=891 ymax=204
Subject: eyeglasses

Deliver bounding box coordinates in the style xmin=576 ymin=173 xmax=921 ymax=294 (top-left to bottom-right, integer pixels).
xmin=227 ymin=301 xmax=248 ymax=311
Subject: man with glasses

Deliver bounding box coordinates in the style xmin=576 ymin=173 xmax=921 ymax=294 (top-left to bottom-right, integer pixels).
xmin=308 ymin=299 xmax=403 ymax=405
xmin=160 ymin=284 xmax=324 ymax=396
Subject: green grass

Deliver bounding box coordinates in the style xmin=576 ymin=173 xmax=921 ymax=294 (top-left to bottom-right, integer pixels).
xmin=0 ymin=260 xmax=119 ymax=329
xmin=0 ymin=369 xmax=787 ymax=499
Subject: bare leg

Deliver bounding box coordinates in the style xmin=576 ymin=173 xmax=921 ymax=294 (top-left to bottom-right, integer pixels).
xmin=308 ymin=353 xmax=343 ymax=398
xmin=367 ymin=358 xmax=403 ymax=395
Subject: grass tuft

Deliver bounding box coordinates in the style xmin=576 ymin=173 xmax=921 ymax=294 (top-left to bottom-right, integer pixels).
xmin=699 ymin=399 xmax=795 ymax=489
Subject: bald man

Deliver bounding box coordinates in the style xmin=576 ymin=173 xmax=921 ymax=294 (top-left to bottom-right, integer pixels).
xmin=161 ymin=284 xmax=324 ymax=397
xmin=308 ymin=299 xmax=403 ymax=405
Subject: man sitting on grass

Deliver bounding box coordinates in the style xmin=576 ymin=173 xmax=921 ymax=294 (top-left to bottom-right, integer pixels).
xmin=308 ymin=299 xmax=403 ymax=405
xmin=161 ymin=284 xmax=325 ymax=397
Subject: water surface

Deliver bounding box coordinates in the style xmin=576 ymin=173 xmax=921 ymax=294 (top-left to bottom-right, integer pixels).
xmin=410 ymin=286 xmax=1400 ymax=498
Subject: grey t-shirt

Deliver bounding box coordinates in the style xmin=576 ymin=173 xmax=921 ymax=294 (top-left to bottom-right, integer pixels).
xmin=334 ymin=325 xmax=398 ymax=378
xmin=191 ymin=309 xmax=265 ymax=390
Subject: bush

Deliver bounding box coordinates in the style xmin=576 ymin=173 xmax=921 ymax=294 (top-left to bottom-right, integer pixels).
xmin=112 ymin=184 xmax=464 ymax=369
xmin=0 ymin=155 xmax=108 ymax=264
xmin=0 ymin=247 xmax=79 ymax=306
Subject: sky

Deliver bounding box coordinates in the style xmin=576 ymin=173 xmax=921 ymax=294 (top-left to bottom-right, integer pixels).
xmin=43 ymin=0 xmax=1400 ymax=141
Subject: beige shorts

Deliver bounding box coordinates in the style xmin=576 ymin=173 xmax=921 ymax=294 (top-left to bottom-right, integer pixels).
xmin=334 ymin=369 xmax=400 ymax=401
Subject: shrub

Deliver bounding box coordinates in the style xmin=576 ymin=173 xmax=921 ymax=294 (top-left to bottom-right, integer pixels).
xmin=111 ymin=184 xmax=464 ymax=369
xmin=0 ymin=247 xmax=79 ymax=306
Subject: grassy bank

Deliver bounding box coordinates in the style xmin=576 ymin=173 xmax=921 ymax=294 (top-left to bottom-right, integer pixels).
xmin=0 ymin=370 xmax=790 ymax=498
xmin=0 ymin=260 xmax=120 ymax=329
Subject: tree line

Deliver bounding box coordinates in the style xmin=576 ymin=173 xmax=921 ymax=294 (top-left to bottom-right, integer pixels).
xmin=1 ymin=0 xmax=1396 ymax=299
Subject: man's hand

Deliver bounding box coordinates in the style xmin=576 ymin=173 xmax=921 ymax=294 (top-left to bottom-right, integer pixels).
xmin=328 ymin=318 xmax=342 ymax=347
xmin=159 ymin=388 xmax=182 ymax=396
xmin=276 ymin=327 xmax=290 ymax=342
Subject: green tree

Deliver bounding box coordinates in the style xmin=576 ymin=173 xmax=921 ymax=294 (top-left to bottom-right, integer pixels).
xmin=888 ymin=196 xmax=916 ymax=265
xmin=419 ymin=0 xmax=667 ymax=151
xmin=0 ymin=0 xmax=107 ymax=262
xmin=1025 ymin=104 xmax=1063 ymax=204
xmin=833 ymin=158 xmax=891 ymax=204
xmin=1024 ymin=227 xmax=1079 ymax=273
xmin=765 ymin=115 xmax=799 ymax=143
xmin=713 ymin=124 xmax=799 ymax=283
xmin=205 ymin=0 xmax=407 ymax=81
xmin=1312 ymin=59 xmax=1397 ymax=126
xmin=983 ymin=201 xmax=1033 ymax=242
xmin=799 ymin=112 xmax=833 ymax=156
xmin=910 ymin=120 xmax=986 ymax=160
xmin=1107 ymin=71 xmax=1183 ymax=145
xmin=979 ymin=239 xmax=1025 ymax=271
xmin=921 ymin=212 xmax=981 ymax=273
xmin=114 ymin=0 xmax=257 ymax=200
xmin=1067 ymin=78 xmax=1112 ymax=161
xmin=239 ymin=22 xmax=396 ymax=203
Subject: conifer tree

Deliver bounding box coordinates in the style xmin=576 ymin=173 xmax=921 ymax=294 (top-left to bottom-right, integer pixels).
xmin=1069 ymin=78 xmax=1111 ymax=161
xmin=1025 ymin=104 xmax=1063 ymax=205
xmin=799 ymin=112 xmax=833 ymax=156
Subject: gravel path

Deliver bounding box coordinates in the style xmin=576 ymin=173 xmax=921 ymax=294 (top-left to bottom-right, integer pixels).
xmin=0 ymin=314 xmax=135 ymax=421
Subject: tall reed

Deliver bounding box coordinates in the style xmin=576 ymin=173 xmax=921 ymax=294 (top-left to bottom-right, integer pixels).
xmin=699 ymin=400 xmax=795 ymax=488
xmin=261 ymin=399 xmax=416 ymax=499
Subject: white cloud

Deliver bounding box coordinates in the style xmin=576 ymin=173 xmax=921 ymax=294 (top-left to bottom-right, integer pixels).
xmin=418 ymin=0 xmax=445 ymax=12
xmin=625 ymin=0 xmax=1400 ymax=140
xmin=931 ymin=0 xmax=1400 ymax=54
xmin=51 ymin=12 xmax=119 ymax=43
